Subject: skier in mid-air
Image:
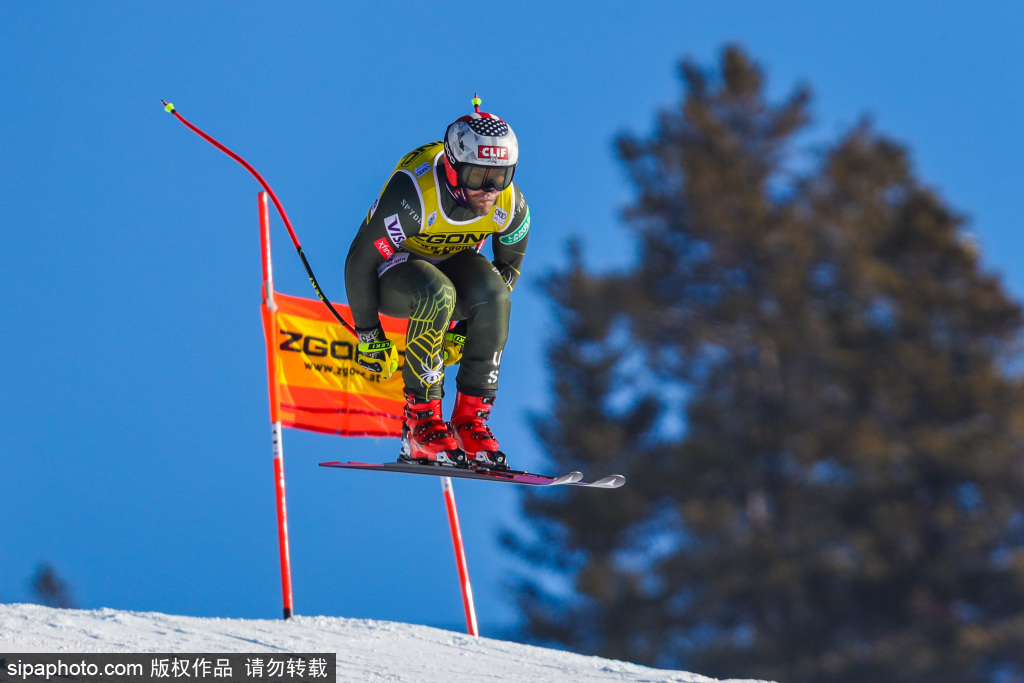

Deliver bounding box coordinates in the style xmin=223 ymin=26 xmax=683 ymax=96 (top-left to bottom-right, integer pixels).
xmin=345 ymin=96 xmax=530 ymax=470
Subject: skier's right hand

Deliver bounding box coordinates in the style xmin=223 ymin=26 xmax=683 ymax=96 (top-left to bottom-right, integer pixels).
xmin=355 ymin=327 xmax=399 ymax=379
xmin=442 ymin=320 xmax=467 ymax=366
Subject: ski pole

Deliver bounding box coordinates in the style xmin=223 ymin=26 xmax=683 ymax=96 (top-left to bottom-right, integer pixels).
xmin=161 ymin=101 xmax=358 ymax=338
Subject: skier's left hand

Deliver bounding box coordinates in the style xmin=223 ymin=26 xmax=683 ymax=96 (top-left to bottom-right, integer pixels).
xmin=356 ymin=327 xmax=399 ymax=379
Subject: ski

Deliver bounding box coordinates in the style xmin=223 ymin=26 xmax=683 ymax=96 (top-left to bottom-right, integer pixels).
xmin=319 ymin=461 xmax=625 ymax=488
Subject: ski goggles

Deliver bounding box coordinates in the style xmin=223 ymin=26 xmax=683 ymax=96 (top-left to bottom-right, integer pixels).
xmin=458 ymin=163 xmax=515 ymax=192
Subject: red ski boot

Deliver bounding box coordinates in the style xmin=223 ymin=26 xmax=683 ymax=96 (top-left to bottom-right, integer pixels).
xmin=450 ymin=392 xmax=507 ymax=470
xmin=400 ymin=392 xmax=466 ymax=467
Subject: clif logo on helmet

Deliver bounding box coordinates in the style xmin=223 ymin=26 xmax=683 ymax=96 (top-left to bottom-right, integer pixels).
xmin=478 ymin=146 xmax=509 ymax=160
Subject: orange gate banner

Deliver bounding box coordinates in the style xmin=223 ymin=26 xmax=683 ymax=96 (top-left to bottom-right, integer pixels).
xmin=262 ymin=292 xmax=407 ymax=437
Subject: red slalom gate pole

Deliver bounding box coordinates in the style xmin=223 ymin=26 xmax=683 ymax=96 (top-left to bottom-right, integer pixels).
xmin=260 ymin=192 xmax=294 ymax=619
xmin=273 ymin=437 xmax=294 ymax=619
xmin=441 ymin=476 xmax=478 ymax=636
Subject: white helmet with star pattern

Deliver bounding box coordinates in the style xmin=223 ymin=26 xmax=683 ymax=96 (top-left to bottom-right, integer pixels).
xmin=443 ymin=95 xmax=518 ymax=194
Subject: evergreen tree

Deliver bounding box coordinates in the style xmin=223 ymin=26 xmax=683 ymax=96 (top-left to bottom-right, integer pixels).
xmin=509 ymin=46 xmax=1024 ymax=683
xmin=31 ymin=563 xmax=77 ymax=609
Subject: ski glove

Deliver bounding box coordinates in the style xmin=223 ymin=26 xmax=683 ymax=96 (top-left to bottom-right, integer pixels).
xmin=356 ymin=327 xmax=399 ymax=379
xmin=443 ymin=320 xmax=467 ymax=366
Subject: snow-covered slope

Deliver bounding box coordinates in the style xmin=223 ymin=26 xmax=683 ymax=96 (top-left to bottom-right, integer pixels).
xmin=0 ymin=604 xmax=775 ymax=683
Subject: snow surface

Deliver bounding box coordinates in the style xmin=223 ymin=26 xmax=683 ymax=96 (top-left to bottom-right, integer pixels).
xmin=0 ymin=604 xmax=775 ymax=683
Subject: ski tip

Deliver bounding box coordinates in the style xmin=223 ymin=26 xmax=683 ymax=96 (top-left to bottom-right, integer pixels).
xmin=587 ymin=474 xmax=627 ymax=489
xmin=552 ymin=471 xmax=585 ymax=485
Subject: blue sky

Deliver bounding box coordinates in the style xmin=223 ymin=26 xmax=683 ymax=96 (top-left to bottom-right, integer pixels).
xmin=3 ymin=2 xmax=1023 ymax=634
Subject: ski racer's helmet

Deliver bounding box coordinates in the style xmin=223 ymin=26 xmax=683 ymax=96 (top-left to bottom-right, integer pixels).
xmin=443 ymin=95 xmax=518 ymax=195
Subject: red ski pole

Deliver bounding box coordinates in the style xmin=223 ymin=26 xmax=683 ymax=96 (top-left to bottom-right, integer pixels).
xmin=162 ymin=101 xmax=357 ymax=338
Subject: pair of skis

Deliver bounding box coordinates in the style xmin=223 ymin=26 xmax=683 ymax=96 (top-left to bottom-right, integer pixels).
xmin=320 ymin=460 xmax=625 ymax=489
